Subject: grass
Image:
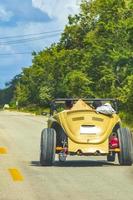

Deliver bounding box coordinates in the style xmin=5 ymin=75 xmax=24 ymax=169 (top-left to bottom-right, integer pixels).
xmin=6 ymin=105 xmax=50 ymax=116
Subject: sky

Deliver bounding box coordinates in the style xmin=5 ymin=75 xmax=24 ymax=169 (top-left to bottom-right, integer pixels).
xmin=0 ymin=0 xmax=81 ymax=88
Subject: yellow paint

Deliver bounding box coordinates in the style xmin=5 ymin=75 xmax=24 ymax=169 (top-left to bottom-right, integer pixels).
xmin=114 ymin=148 xmax=120 ymax=152
xmin=56 ymin=147 xmax=63 ymax=151
xmin=8 ymin=168 xmax=24 ymax=181
xmin=49 ymin=99 xmax=121 ymax=155
xmin=0 ymin=147 xmax=7 ymax=154
xmin=56 ymin=99 xmax=120 ymax=146
xmin=110 ymin=148 xmax=120 ymax=152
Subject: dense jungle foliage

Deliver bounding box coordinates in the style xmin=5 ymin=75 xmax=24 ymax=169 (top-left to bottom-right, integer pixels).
xmin=0 ymin=0 xmax=133 ymax=121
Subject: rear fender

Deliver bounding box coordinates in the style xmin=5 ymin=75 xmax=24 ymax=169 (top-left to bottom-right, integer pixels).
xmin=50 ymin=121 xmax=67 ymax=147
xmin=58 ymin=111 xmax=121 ymax=144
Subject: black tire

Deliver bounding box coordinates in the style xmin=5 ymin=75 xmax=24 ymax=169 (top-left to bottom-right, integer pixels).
xmin=117 ymin=127 xmax=132 ymax=166
xmin=131 ymin=133 xmax=133 ymax=162
xmin=40 ymin=128 xmax=56 ymax=166
xmin=107 ymin=152 xmax=115 ymax=162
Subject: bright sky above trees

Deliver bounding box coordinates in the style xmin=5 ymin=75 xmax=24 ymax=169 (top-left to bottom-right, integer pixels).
xmin=0 ymin=0 xmax=81 ymax=88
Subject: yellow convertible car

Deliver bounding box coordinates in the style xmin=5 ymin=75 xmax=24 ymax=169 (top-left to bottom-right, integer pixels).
xmin=40 ymin=98 xmax=133 ymax=166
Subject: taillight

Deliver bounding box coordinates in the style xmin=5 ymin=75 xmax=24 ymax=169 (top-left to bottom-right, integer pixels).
xmin=109 ymin=136 xmax=119 ymax=149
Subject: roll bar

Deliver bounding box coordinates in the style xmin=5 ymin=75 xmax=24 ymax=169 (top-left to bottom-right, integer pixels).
xmin=50 ymin=98 xmax=119 ymax=115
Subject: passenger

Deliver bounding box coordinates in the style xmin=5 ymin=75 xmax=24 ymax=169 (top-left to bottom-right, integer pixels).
xmin=65 ymin=100 xmax=73 ymax=110
xmin=50 ymin=101 xmax=57 ymax=115
xmin=96 ymin=103 xmax=116 ymax=115
xmin=92 ymin=100 xmax=116 ymax=115
xmin=92 ymin=100 xmax=102 ymax=109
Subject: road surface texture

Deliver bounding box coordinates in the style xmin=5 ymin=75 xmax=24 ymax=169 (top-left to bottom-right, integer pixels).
xmin=0 ymin=110 xmax=133 ymax=200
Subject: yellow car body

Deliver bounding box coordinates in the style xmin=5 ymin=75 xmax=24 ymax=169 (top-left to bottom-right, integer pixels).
xmin=48 ymin=99 xmax=120 ymax=155
xmin=40 ymin=98 xmax=132 ymax=166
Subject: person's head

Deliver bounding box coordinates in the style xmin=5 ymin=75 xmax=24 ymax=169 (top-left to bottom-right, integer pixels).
xmin=92 ymin=100 xmax=102 ymax=109
xmin=65 ymin=100 xmax=73 ymax=109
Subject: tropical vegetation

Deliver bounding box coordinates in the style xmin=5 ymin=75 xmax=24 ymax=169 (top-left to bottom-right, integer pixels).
xmin=0 ymin=0 xmax=133 ymax=125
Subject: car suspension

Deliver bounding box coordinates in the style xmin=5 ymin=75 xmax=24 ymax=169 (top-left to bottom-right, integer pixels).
xmin=58 ymin=140 xmax=68 ymax=162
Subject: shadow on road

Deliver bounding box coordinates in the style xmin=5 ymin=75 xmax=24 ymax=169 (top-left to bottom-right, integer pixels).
xmin=30 ymin=160 xmax=119 ymax=168
xmin=31 ymin=161 xmax=41 ymax=166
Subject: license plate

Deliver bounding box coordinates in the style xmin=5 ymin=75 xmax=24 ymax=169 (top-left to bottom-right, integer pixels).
xmin=80 ymin=126 xmax=101 ymax=134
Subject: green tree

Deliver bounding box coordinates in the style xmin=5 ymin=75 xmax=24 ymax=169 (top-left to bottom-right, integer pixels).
xmin=2 ymin=0 xmax=132 ymax=116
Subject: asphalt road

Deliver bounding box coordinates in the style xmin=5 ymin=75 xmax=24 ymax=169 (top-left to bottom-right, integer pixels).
xmin=0 ymin=110 xmax=133 ymax=200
